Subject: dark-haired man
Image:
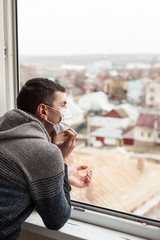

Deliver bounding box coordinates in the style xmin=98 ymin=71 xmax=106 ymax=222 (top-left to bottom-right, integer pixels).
xmin=0 ymin=78 xmax=92 ymax=240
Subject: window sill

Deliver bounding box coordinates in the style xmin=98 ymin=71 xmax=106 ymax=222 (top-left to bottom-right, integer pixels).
xmin=22 ymin=210 xmax=149 ymax=240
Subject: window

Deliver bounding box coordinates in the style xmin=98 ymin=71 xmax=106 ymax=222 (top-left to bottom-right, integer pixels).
xmin=150 ymin=88 xmax=155 ymax=92
xmin=150 ymin=96 xmax=154 ymax=101
xmin=0 ymin=0 xmax=18 ymax=115
xmin=17 ymin=0 xmax=160 ymax=224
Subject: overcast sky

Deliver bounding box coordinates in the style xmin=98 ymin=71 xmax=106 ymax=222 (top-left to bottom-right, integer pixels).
xmin=18 ymin=0 xmax=160 ymax=56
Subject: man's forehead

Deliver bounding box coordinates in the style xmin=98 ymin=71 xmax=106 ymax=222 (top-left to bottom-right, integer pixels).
xmin=54 ymin=91 xmax=67 ymax=103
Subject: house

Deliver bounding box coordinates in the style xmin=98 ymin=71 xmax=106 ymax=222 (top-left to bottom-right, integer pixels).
xmin=88 ymin=107 xmax=134 ymax=130
xmin=90 ymin=127 xmax=123 ymax=146
xmin=127 ymin=80 xmax=145 ymax=104
xmin=105 ymin=108 xmax=128 ymax=118
xmin=115 ymin=103 xmax=139 ymax=126
xmin=103 ymin=78 xmax=127 ymax=99
xmin=145 ymin=81 xmax=160 ymax=107
xmin=123 ymin=128 xmax=134 ymax=145
xmin=134 ymin=113 xmax=160 ymax=145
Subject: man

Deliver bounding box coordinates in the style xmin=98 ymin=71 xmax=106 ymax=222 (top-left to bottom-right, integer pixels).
xmin=0 ymin=78 xmax=92 ymax=240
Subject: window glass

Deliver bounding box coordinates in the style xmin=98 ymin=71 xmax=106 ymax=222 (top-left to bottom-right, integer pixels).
xmin=18 ymin=0 xmax=160 ymax=220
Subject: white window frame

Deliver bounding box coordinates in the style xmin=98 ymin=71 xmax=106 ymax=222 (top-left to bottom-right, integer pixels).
xmin=71 ymin=201 xmax=160 ymax=240
xmin=1 ymin=1 xmax=160 ymax=239
xmin=0 ymin=0 xmax=19 ymax=116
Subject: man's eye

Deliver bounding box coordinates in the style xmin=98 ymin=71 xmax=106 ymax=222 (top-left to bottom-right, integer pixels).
xmin=62 ymin=102 xmax=67 ymax=107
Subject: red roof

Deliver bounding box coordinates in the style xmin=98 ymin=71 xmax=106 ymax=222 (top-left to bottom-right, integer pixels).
xmin=135 ymin=113 xmax=160 ymax=128
xmin=105 ymin=110 xmax=122 ymax=118
xmin=123 ymin=128 xmax=134 ymax=139
xmin=105 ymin=109 xmax=128 ymax=118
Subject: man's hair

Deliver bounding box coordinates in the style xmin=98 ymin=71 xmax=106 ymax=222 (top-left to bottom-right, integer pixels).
xmin=17 ymin=78 xmax=65 ymax=114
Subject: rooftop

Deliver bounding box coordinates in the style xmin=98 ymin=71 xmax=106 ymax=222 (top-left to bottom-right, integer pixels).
xmin=106 ymin=108 xmax=128 ymax=118
xmin=123 ymin=128 xmax=134 ymax=139
xmin=135 ymin=113 xmax=160 ymax=128
xmin=90 ymin=127 xmax=123 ymax=139
xmin=69 ymin=147 xmax=160 ymax=215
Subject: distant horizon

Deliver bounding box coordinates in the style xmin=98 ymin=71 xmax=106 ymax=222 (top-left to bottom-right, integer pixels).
xmin=19 ymin=53 xmax=160 ymax=66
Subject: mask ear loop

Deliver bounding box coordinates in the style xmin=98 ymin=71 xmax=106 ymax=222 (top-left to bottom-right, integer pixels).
xmin=45 ymin=105 xmax=61 ymax=126
xmin=45 ymin=105 xmax=60 ymax=112
xmin=45 ymin=105 xmax=72 ymax=135
xmin=46 ymin=119 xmax=55 ymax=125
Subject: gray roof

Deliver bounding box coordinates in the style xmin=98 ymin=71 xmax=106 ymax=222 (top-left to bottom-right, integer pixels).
xmin=91 ymin=127 xmax=123 ymax=139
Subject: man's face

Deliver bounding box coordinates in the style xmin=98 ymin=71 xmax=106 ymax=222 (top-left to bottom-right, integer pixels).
xmin=47 ymin=91 xmax=67 ymax=124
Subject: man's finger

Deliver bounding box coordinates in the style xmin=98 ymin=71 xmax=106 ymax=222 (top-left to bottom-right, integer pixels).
xmin=86 ymin=170 xmax=92 ymax=181
xmin=76 ymin=165 xmax=88 ymax=171
xmin=68 ymin=128 xmax=77 ymax=135
xmin=64 ymin=128 xmax=77 ymax=138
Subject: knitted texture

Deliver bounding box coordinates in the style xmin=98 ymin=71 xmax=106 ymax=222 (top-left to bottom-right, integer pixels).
xmin=0 ymin=110 xmax=71 ymax=240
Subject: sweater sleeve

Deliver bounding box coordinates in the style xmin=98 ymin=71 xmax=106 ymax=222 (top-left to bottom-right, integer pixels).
xmin=27 ymin=146 xmax=71 ymax=230
xmin=63 ymin=164 xmax=71 ymax=205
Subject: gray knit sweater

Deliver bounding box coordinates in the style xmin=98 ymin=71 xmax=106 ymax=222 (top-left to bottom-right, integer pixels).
xmin=0 ymin=109 xmax=71 ymax=240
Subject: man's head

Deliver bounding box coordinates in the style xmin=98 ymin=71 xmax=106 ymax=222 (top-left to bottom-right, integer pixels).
xmin=17 ymin=78 xmax=67 ymax=135
xmin=17 ymin=78 xmax=65 ymax=114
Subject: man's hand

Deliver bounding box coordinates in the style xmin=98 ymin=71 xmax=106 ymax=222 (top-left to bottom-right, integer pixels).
xmin=68 ymin=166 xmax=92 ymax=188
xmin=51 ymin=128 xmax=77 ymax=164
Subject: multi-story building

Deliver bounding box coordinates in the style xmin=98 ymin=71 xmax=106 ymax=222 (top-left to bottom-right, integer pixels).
xmin=145 ymin=82 xmax=160 ymax=108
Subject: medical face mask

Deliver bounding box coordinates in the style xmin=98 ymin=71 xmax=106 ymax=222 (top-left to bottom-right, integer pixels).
xmin=46 ymin=105 xmax=72 ymax=135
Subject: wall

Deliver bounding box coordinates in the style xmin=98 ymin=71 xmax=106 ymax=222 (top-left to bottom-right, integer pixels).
xmin=134 ymin=127 xmax=155 ymax=144
xmin=18 ymin=230 xmax=56 ymax=240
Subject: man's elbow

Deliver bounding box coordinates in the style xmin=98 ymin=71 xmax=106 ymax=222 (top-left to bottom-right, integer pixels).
xmin=44 ymin=209 xmax=71 ymax=231
xmin=45 ymin=221 xmax=66 ymax=230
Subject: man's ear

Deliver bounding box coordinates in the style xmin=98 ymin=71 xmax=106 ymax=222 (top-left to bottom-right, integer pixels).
xmin=36 ymin=104 xmax=48 ymax=120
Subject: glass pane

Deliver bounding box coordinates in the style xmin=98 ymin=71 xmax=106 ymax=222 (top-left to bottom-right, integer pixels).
xmin=18 ymin=0 xmax=160 ymax=220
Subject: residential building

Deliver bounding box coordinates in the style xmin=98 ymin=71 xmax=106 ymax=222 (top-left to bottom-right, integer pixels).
xmin=88 ymin=107 xmax=135 ymax=130
xmin=115 ymin=103 xmax=139 ymax=125
xmin=134 ymin=113 xmax=160 ymax=145
xmin=90 ymin=127 xmax=123 ymax=146
xmin=103 ymin=78 xmax=127 ymax=99
xmin=127 ymin=80 xmax=145 ymax=104
xmin=123 ymin=128 xmax=134 ymax=145
xmin=145 ymin=82 xmax=160 ymax=107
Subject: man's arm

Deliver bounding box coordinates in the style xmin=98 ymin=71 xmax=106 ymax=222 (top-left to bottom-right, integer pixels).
xmin=34 ymin=164 xmax=71 ymax=230
xmin=28 ymin=147 xmax=71 ymax=230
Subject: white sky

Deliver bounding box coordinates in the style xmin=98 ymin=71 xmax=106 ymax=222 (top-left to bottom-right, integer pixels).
xmin=18 ymin=0 xmax=160 ymax=56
